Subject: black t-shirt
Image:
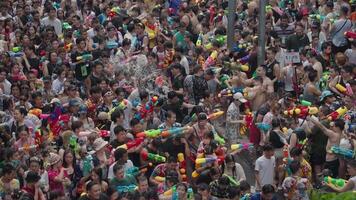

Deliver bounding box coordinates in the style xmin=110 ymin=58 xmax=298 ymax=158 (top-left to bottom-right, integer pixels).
xmin=71 ymin=51 xmax=91 ymax=81
xmin=172 ymin=74 xmax=184 ymax=91
xmin=22 ymin=57 xmax=40 ymax=75
xmin=269 ymin=130 xmax=285 ymax=148
xmin=161 ymin=138 xmax=185 ymax=158
xmin=162 ymin=100 xmax=184 ymax=123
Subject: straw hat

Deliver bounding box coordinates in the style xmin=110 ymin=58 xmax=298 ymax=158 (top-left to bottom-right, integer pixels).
xmin=48 ymin=153 xmax=61 ymax=166
xmin=90 ymin=137 xmax=108 ymax=154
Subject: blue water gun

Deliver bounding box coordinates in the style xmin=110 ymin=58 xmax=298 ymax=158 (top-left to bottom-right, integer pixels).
xmin=330 ymin=146 xmax=355 ymax=159
xmin=117 ymin=185 xmax=137 ymax=193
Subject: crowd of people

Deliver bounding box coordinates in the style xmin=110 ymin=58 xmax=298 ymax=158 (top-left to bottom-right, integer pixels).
xmin=0 ymin=0 xmax=356 ymax=199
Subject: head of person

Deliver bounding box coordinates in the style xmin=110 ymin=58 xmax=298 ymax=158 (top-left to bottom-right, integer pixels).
xmin=197 ymin=113 xmax=208 ymax=128
xmin=14 ymin=106 xmax=27 ymax=122
xmin=2 ymin=164 xmax=16 ymax=181
xmin=90 ymin=168 xmax=103 ymax=183
xmin=330 ymin=119 xmax=345 ymax=133
xmin=340 ymin=5 xmax=349 ymax=16
xmin=280 ymin=13 xmax=289 ymax=27
xmin=347 ymin=161 xmax=356 ymax=176
xmin=320 ymin=90 xmax=335 ymax=104
xmin=113 ymin=164 xmax=125 ymax=180
xmin=90 ymin=86 xmax=102 ymax=101
xmin=71 ymin=120 xmax=83 ymax=134
xmin=25 ymin=171 xmax=41 ymax=188
xmin=139 ymin=90 xmax=149 ymax=103
xmin=321 ymin=41 xmax=332 ymax=55
xmin=114 ymin=125 xmax=126 ymax=142
xmin=86 ymin=181 xmax=102 ymax=200
xmin=137 ymin=176 xmax=149 ymax=193
xmin=261 ymin=184 xmax=275 ymax=200
xmin=335 ymin=52 xmax=347 ymax=67
xmin=176 ymin=183 xmax=188 ymax=197
xmin=130 ymin=118 xmax=143 ymax=133
xmin=256 ymin=66 xmax=266 ymax=77
xmin=166 ymin=156 xmax=178 ymax=171
xmin=307 ymin=69 xmax=318 ymax=83
xmin=289 ymin=160 xmax=301 ymax=175
xmin=114 ymin=148 xmax=128 ymax=163
xmin=167 ymin=91 xmax=179 ymax=103
xmin=166 ymin=111 xmax=177 ymax=125
xmin=165 ymin=171 xmax=179 ymax=187
xmin=62 ymin=149 xmax=75 ymax=168
xmin=266 ymin=47 xmax=277 ymax=61
xmin=48 ymin=6 xmax=57 ymax=18
xmin=111 ymin=109 xmax=124 ymax=124
xmin=263 ymin=144 xmax=275 ymax=159
xmin=290 ymin=147 xmax=303 ymax=162
xmin=193 ymin=65 xmax=204 ymax=76
xmin=295 ymin=22 xmax=304 ymax=37
xmin=239 ymin=180 xmax=251 ymax=195
xmin=29 ymin=157 xmax=42 ymax=173
xmin=18 ymin=126 xmax=30 ymax=142
xmin=197 ymin=183 xmax=210 ymax=198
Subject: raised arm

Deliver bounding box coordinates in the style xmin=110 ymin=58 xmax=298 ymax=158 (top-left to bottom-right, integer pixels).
xmin=308 ymin=116 xmax=334 ymax=138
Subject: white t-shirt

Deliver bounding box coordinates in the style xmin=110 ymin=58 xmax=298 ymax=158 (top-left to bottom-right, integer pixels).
xmin=350 ymin=176 xmax=356 ymax=191
xmin=255 ymin=155 xmax=275 ymax=190
xmin=107 ymin=160 xmax=134 ymax=180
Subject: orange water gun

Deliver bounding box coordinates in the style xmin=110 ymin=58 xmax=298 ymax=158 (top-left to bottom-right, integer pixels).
xmin=178 ymin=153 xmax=187 ymax=181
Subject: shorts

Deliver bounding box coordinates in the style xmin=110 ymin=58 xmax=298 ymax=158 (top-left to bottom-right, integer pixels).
xmin=310 ymin=153 xmax=326 ymax=165
xmin=324 ymin=159 xmax=339 ymax=178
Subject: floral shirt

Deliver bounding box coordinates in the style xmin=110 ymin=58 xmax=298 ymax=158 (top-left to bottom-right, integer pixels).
xmin=300 ymin=158 xmax=312 ymax=181
xmin=226 ymin=102 xmax=240 ymax=144
xmin=282 ymin=176 xmax=310 ymax=200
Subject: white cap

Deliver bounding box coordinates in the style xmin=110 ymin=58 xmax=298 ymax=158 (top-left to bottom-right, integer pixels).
xmin=233 ymin=92 xmax=247 ymax=103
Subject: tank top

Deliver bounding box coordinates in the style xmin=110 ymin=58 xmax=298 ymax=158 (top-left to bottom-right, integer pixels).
xmin=266 ymin=60 xmax=278 ymax=80
xmin=302 ymin=83 xmax=319 ymax=104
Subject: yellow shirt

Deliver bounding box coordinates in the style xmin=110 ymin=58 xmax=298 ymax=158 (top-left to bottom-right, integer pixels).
xmin=0 ymin=178 xmax=20 ymax=194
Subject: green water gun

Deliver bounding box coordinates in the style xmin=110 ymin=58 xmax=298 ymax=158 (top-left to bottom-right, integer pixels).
xmin=324 ymin=176 xmax=347 ymax=187
xmin=136 ymin=129 xmax=162 ymax=138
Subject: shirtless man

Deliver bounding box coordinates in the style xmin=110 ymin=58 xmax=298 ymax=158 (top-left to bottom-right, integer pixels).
xmin=308 ymin=116 xmax=344 ymax=178
xmin=244 ymin=66 xmax=274 ymax=111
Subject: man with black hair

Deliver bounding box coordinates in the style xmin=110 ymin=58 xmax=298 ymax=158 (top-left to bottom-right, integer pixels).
xmin=108 ymin=148 xmax=134 ymax=180
xmin=308 ymin=116 xmax=344 ymax=178
xmin=40 ymin=6 xmax=62 ymax=36
xmin=112 ymin=87 xmax=133 ymax=129
xmin=110 ymin=164 xmax=137 ymax=189
xmin=255 ymin=144 xmax=275 ymax=191
xmin=150 ymin=156 xmax=179 ymax=185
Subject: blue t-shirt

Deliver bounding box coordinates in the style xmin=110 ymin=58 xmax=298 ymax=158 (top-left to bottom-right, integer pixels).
xmin=250 ymin=193 xmax=277 ymax=200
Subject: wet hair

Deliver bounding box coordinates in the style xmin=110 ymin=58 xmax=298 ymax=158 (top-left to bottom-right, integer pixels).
xmin=263 ymin=144 xmax=274 ymax=152
xmin=114 ymin=148 xmax=127 ymax=161
xmin=111 ymin=109 xmax=124 ymax=122
xmin=139 ymin=90 xmax=149 ymax=100
xmin=86 ymin=181 xmax=100 ymax=192
xmin=113 ymin=163 xmax=124 ymax=174
xmin=334 ymin=119 xmax=345 ymax=130
xmin=130 ymin=118 xmax=141 ymax=127
xmin=114 ymin=125 xmax=125 ymax=135
xmin=308 ymin=69 xmax=318 ymax=82
xmin=289 ymin=160 xmax=301 ymax=174
xmin=262 ymin=184 xmax=275 ymax=194
xmin=271 ymin=118 xmax=281 ymax=128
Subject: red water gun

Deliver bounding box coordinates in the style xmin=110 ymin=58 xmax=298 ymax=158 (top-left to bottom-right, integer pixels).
xmin=345 ymin=31 xmax=356 ymax=39
xmin=116 ymin=138 xmax=144 ymax=150
xmin=284 ymin=106 xmax=318 ymax=118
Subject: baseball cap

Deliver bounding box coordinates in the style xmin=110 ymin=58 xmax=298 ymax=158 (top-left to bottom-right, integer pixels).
xmin=319 ymin=90 xmax=333 ymax=102
xmin=233 ymin=92 xmax=247 ymax=103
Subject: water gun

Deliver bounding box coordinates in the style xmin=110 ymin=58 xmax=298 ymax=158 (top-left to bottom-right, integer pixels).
xmin=117 ymin=100 xmax=128 ymax=111
xmin=284 ymin=106 xmax=319 ymax=118
xmin=154 ymin=176 xmax=165 ymax=182
xmin=99 ymin=130 xmax=110 ymax=138
xmin=324 ymin=176 xmax=347 ymax=187
xmin=125 ymin=166 xmax=147 ymax=177
xmin=195 ymin=156 xmax=222 ymax=164
xmin=327 ymin=106 xmax=348 ymax=121
xmin=69 ymin=135 xmax=80 ymax=153
xmin=190 ymin=113 xmax=197 ymax=122
xmin=163 ymin=49 xmax=175 ymax=68
xmin=203 ymin=50 xmax=218 ymax=69
xmin=213 ymin=130 xmax=225 ymax=145
xmin=344 ymin=31 xmax=356 ymax=39
xmin=225 ymin=61 xmax=250 ymax=72
xmin=136 ymin=129 xmax=162 ymax=138
xmin=62 ymin=22 xmax=72 ymax=30
xmin=256 ymin=123 xmax=271 ymax=133
xmin=187 ymin=188 xmax=194 ymax=200
xmin=135 ymin=96 xmax=158 ymax=120
xmin=196 ymin=32 xmax=203 ymax=47
xmin=117 ymin=137 xmax=144 ymax=150
xmin=117 ymin=185 xmax=137 ymax=193
xmin=237 ymin=54 xmax=250 ymax=64
xmin=231 ymin=143 xmax=254 ymax=151
xmin=330 ymin=146 xmax=355 ymax=159
xmin=335 ymin=84 xmax=347 ymax=94
xmin=82 ymin=154 xmax=93 ymax=176
xmin=309 ymin=14 xmax=326 ymax=22
xmin=161 ymin=127 xmax=187 ymax=138
xmin=218 ymin=88 xmax=244 ymax=97
xmin=106 ymin=41 xmax=119 ymax=49
xmin=192 ymin=170 xmax=200 ymax=178
xmin=109 ymin=6 xmax=121 ymax=17
xmin=52 ymin=2 xmax=60 ymax=9
xmin=64 ymin=43 xmax=72 ymax=52
xmin=8 ymin=51 xmax=23 ymax=57
xmin=76 ymin=54 xmax=93 ymax=61
xmin=224 ymin=174 xmax=239 ymax=186
xmin=266 ymin=5 xmax=272 ymax=12
xmin=215 ymin=35 xmax=227 ymax=46
xmin=207 ymin=111 xmax=224 ymax=120
xmin=177 ymin=153 xmax=187 ymax=181
xmin=18 ymin=144 xmax=38 ymax=152
xmin=141 ymin=150 xmax=166 ymax=163
xmin=232 ymin=43 xmax=250 ymax=53
xmin=240 ymin=112 xmax=253 ymax=136
xmin=300 ymin=100 xmax=312 ymax=106
xmin=12 ymin=47 xmax=22 ymax=53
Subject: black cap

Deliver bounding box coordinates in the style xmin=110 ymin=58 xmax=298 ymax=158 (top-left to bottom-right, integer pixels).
xmin=26 ymin=171 xmax=41 ymax=183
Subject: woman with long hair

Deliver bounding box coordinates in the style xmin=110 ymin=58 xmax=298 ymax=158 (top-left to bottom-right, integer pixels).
xmin=62 ymin=149 xmax=83 ymax=198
